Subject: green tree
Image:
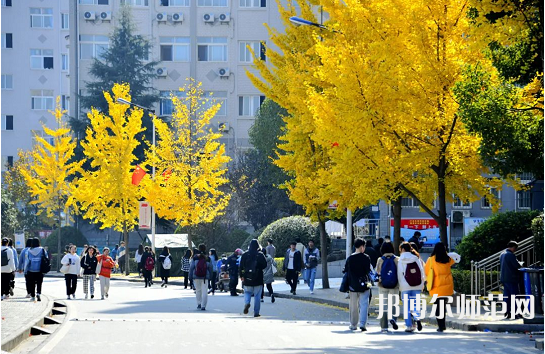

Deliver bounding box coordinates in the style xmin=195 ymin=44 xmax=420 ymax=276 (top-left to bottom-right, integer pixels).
xmin=1 ymin=186 xmax=19 ymax=239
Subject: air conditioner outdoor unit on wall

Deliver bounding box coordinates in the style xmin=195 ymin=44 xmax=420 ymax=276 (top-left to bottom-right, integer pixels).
xmin=100 ymin=12 xmax=112 ymax=21
xmin=218 ymin=13 xmax=230 ymax=23
xmin=172 ymin=13 xmax=183 ymax=22
xmin=84 ymin=11 xmax=96 ymax=21
xmin=203 ymin=13 xmax=215 ymax=23
xmin=217 ymin=68 xmax=229 ymax=78
xmin=451 ymin=210 xmax=470 ymax=223
xmin=156 ymin=13 xmax=167 ymax=22
xmin=156 ymin=67 xmax=168 ymax=77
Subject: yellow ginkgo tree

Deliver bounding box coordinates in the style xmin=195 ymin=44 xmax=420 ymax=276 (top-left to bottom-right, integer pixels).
xmin=71 ymin=83 xmax=145 ymax=275
xmin=20 ymin=99 xmax=83 ymax=269
xmin=142 ymin=80 xmax=230 ymax=249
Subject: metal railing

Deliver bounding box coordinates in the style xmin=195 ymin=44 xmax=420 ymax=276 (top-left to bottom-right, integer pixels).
xmin=471 ymin=236 xmax=537 ymax=296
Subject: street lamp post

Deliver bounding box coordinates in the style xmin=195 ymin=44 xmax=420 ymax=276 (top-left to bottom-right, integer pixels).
xmin=116 ymin=98 xmax=156 ymax=271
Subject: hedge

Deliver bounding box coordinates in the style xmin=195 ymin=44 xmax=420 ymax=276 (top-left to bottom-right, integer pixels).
xmin=44 ymin=226 xmax=89 ymax=254
xmin=452 ymin=269 xmax=500 ymax=295
xmin=531 ymin=214 xmax=544 ymax=265
xmin=258 ymin=216 xmax=325 ymax=255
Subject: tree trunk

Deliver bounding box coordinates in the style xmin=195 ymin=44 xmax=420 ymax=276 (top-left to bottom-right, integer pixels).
xmin=123 ymin=220 xmax=130 ymax=276
xmin=391 ymin=195 xmax=402 ymax=256
xmin=437 ymin=168 xmax=449 ymax=249
xmin=57 ymin=211 xmax=62 ymax=270
xmin=318 ymin=214 xmax=329 ymax=289
xmin=187 ymin=225 xmax=193 ymax=254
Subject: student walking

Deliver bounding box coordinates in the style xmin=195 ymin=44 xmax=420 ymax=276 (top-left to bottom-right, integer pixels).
xmin=110 ymin=245 xmax=119 ymax=273
xmin=189 ymin=244 xmax=213 ymax=310
xmin=261 ymin=248 xmax=276 ymax=303
xmin=61 ymin=245 xmax=81 ymax=299
xmin=181 ymin=249 xmax=192 ymax=289
xmin=397 ymin=242 xmax=425 ymax=332
xmin=283 ymin=242 xmax=302 ymax=295
xmin=7 ymin=239 xmax=18 ymax=296
xmin=80 ymin=246 xmax=98 ymax=299
xmin=425 ymin=242 xmax=461 ymax=332
xmin=158 ymin=246 xmax=173 ymax=288
xmin=208 ymin=249 xmax=218 ymax=295
xmin=240 ymin=240 xmax=267 ymax=317
xmin=226 ymin=249 xmax=243 ymax=296
xmin=266 ymin=239 xmax=276 ymax=259
xmin=25 ymin=238 xmax=47 ymax=302
xmin=17 ymin=239 xmax=32 ymax=298
xmin=97 ymin=247 xmax=116 ymax=299
xmin=135 ymin=245 xmax=144 ymax=277
xmin=140 ymin=246 xmax=154 ymax=288
xmin=345 ymin=238 xmax=372 ymax=331
xmin=1 ymin=238 xmax=16 ymax=300
xmin=375 ymin=242 xmax=399 ymax=332
xmin=117 ymin=242 xmax=126 ymax=274
xmin=500 ymin=241 xmax=522 ymax=319
xmin=303 ymin=240 xmax=320 ymax=294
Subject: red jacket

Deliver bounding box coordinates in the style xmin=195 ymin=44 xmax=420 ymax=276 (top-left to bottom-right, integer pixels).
xmin=97 ymin=255 xmax=115 ymax=278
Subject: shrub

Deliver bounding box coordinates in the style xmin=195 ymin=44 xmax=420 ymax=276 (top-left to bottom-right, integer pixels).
xmin=223 ymin=229 xmax=251 ymax=254
xmin=44 ymin=226 xmax=89 ymax=254
xmin=531 ymin=213 xmax=544 ymax=265
xmin=274 ymin=257 xmax=286 ymax=278
xmin=257 ymin=216 xmax=324 ymax=255
xmin=456 ymin=210 xmax=540 ymax=269
xmin=451 ymin=269 xmax=500 ymax=295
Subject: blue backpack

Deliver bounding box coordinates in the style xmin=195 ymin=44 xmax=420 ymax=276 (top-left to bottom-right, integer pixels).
xmin=380 ymin=256 xmax=398 ymax=289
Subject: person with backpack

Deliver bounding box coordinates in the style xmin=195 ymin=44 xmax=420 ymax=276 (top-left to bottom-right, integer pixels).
xmin=135 ymin=244 xmax=145 ymax=278
xmin=24 ymin=238 xmax=48 ymax=302
xmin=61 ymin=245 xmax=81 ymax=299
xmin=226 ymin=249 xmax=243 ymax=296
xmin=181 ymin=249 xmax=192 ymax=289
xmin=344 ymin=238 xmax=372 ymax=331
xmin=80 ymin=246 xmax=98 ymax=299
xmin=140 ymin=246 xmax=155 ymax=288
xmin=158 ymin=246 xmax=173 ymax=288
xmin=425 ymin=242 xmax=461 ymax=332
xmin=208 ymin=248 xmax=218 ymax=295
xmin=189 ymin=244 xmax=213 ymax=310
xmin=375 ymin=242 xmax=399 ymax=333
xmin=397 ymin=242 xmax=425 ymax=332
xmin=17 ymin=239 xmax=32 ymax=298
xmin=260 ymin=247 xmax=276 ymax=303
xmin=1 ymin=238 xmax=16 ymax=301
xmin=303 ymin=240 xmax=320 ymax=295
xmin=240 ymin=239 xmax=267 ymax=317
xmin=97 ymin=247 xmax=116 ymax=299
xmin=283 ymin=242 xmax=302 ymax=295
xmin=6 ymin=239 xmax=18 ymax=297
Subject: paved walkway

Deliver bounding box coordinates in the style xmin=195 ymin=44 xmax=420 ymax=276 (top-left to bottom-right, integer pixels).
xmin=1 ymin=286 xmax=52 ymax=351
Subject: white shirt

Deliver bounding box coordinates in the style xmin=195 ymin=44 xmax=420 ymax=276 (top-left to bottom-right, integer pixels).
xmin=288 ymin=250 xmax=295 ymax=270
xmin=61 ymin=253 xmax=81 ymax=275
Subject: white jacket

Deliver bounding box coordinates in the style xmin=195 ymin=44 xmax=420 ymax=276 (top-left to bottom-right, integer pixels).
xmin=397 ymin=252 xmax=425 ymax=292
xmin=61 ymin=253 xmax=81 ymax=275
xmin=1 ymin=246 xmax=16 ymax=273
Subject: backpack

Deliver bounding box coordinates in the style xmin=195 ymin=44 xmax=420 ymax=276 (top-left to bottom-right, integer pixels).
xmin=1 ymin=249 xmax=9 ymax=266
xmin=40 ymin=249 xmax=51 ymax=274
xmin=380 ymin=256 xmax=398 ymax=288
xmin=162 ymin=256 xmax=172 ymax=270
xmin=404 ymin=261 xmax=422 ymax=287
xmin=195 ymin=257 xmax=208 ymax=277
xmin=145 ymin=255 xmax=155 ymax=271
xmin=243 ymin=255 xmax=258 ymax=282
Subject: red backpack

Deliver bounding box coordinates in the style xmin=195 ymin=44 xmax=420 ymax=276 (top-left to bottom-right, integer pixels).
xmin=145 ymin=255 xmax=155 ymax=271
xmin=404 ymin=261 xmax=422 ymax=287
xmin=195 ymin=257 xmax=208 ymax=277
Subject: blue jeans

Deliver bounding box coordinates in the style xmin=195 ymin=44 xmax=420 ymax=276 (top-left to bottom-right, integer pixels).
xmin=349 ymin=290 xmax=370 ymax=328
xmin=401 ymin=290 xmax=421 ymax=327
xmin=503 ymin=282 xmax=519 ymax=315
xmin=244 ymin=285 xmax=263 ymax=315
xmin=306 ymin=267 xmax=317 ymax=291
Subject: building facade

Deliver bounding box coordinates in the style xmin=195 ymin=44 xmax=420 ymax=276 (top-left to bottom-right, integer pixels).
xmin=1 ymin=0 xmax=71 ymax=172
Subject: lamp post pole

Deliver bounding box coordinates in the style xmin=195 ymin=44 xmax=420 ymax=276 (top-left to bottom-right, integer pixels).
xmin=117 ymin=98 xmax=156 ymax=269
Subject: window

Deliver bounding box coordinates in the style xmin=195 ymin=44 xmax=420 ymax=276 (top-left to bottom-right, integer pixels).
xmin=80 ymin=35 xmax=109 ymax=60
xmin=160 ymin=37 xmax=190 ymax=62
xmin=1 ymin=75 xmax=13 ymax=89
xmin=79 ymin=0 xmax=109 ymax=4
xmin=238 ymin=95 xmax=264 ymax=116
xmin=2 ymin=33 xmax=12 ymax=49
xmin=160 ymin=0 xmax=189 ymax=5
xmin=31 ymin=90 xmax=55 ymax=110
xmin=1 ymin=115 xmax=13 ymax=131
xmin=32 ymin=130 xmax=55 ymax=147
xmin=516 ymin=172 xmax=534 ymax=183
xmin=204 ymin=91 xmax=227 ymax=116
xmin=2 ymin=0 xmax=12 ymax=7
xmin=517 ymin=190 xmax=531 ymax=209
xmin=452 ymin=196 xmax=471 ymax=208
xmin=239 ymin=41 xmax=266 ymax=63
xmin=121 ymin=0 xmax=149 ymax=5
xmin=62 ymin=54 xmax=69 ymax=71
xmin=30 ymin=8 xmax=53 ymax=28
xmin=31 ymin=49 xmax=54 ymax=69
xmin=240 ymin=0 xmax=266 ymax=7
xmin=159 ymin=91 xmax=187 ymax=116
xmin=61 ymin=95 xmax=69 ymax=111
xmin=401 ymin=197 xmax=419 ymax=208
xmin=481 ymin=188 xmax=500 ymax=208
xmin=198 ymin=0 xmax=227 ymax=6
xmin=197 ymin=37 xmax=228 ymax=62
xmin=61 ymin=13 xmax=69 ymax=29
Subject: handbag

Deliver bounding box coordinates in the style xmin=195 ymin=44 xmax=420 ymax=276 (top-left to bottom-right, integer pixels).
xmin=426 ymin=260 xmax=434 ymax=292
xmin=271 ymin=262 xmax=278 ymax=275
xmin=339 ymin=272 xmax=350 ymax=293
xmin=95 ymin=257 xmax=102 ymax=275
xmin=60 ymin=264 xmax=70 ymax=274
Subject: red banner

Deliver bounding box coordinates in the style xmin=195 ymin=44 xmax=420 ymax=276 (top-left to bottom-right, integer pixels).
xmin=390 ymin=218 xmax=449 ymax=230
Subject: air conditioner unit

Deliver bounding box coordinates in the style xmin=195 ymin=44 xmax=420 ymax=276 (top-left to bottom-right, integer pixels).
xmin=100 ymin=11 xmax=112 ymax=21
xmin=172 ymin=13 xmax=183 ymax=23
xmin=83 ymin=11 xmax=96 ymax=21
xmin=203 ymin=13 xmax=215 ymax=23
xmin=156 ymin=13 xmax=167 ymax=22
xmin=218 ymin=13 xmax=230 ymax=23
xmin=451 ymin=210 xmax=470 ymax=223
xmin=218 ymin=122 xmax=229 ymax=132
xmin=217 ymin=68 xmax=229 ymax=78
xmin=156 ymin=67 xmax=168 ymax=77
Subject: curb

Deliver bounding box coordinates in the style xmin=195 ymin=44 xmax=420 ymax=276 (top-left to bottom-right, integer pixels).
xmin=1 ymin=293 xmax=54 ymax=353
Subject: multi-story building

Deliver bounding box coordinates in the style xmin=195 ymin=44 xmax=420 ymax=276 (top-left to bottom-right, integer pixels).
xmin=68 ymin=0 xmax=284 ymax=157
xmin=1 ymin=0 xmax=71 ymax=172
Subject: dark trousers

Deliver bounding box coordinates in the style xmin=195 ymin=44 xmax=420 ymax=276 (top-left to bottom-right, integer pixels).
xmin=261 ymin=283 xmax=274 ymax=299
xmin=27 ymin=272 xmax=44 ymax=297
xmin=229 ymin=274 xmax=238 ymax=295
xmin=286 ymin=269 xmax=299 ymax=293
xmin=1 ymin=273 xmax=12 ymax=296
xmin=118 ymin=257 xmax=125 ymax=273
xmin=143 ymin=270 xmax=152 ymax=286
xmin=434 ymin=297 xmax=448 ymax=330
xmin=64 ymin=274 xmax=77 ymax=295
xmin=25 ymin=274 xmax=31 ymax=295
xmin=503 ymin=282 xmax=519 ymax=315
xmin=182 ymin=271 xmax=189 ymax=288
xmin=209 ymin=271 xmax=217 ymax=293
xmin=161 ymin=268 xmax=170 ymax=284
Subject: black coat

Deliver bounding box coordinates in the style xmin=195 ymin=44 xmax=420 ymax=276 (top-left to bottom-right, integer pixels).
xmin=239 ymin=251 xmax=267 ymax=286
xmin=226 ymin=253 xmax=239 ymax=276
xmin=345 ymin=252 xmax=372 ymax=292
xmin=283 ymin=249 xmax=302 ymax=272
xmin=80 ymin=254 xmax=98 ymax=275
